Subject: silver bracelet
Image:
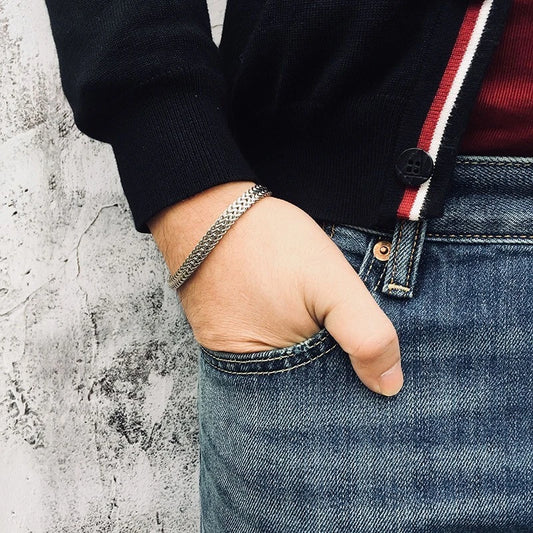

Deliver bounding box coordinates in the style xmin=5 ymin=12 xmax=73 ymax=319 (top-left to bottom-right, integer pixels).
xmin=167 ymin=184 xmax=272 ymax=290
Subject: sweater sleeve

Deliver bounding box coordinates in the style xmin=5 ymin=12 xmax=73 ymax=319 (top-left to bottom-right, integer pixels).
xmin=44 ymin=0 xmax=257 ymax=233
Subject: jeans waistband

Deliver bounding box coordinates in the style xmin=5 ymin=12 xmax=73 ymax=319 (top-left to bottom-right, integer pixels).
xmin=423 ymin=155 xmax=533 ymax=242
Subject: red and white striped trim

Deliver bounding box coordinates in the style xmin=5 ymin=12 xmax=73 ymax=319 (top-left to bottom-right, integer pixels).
xmin=397 ymin=0 xmax=494 ymax=220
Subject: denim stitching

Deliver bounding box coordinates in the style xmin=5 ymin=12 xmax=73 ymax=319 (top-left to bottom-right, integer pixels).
xmin=200 ymin=331 xmax=329 ymax=363
xmin=426 ymin=233 xmax=533 ymax=239
xmin=458 ymin=160 xmax=533 ymax=168
xmin=329 ymin=224 xmax=336 ymax=238
xmin=388 ymin=221 xmax=404 ymax=293
xmin=374 ymin=263 xmax=388 ymax=292
xmin=325 ymin=225 xmax=533 ymax=241
xmin=201 ymin=342 xmax=339 ymax=375
xmin=387 ymin=283 xmax=411 ymax=292
xmin=363 ymin=256 xmax=376 ymax=283
xmin=403 ymin=221 xmax=422 ymax=291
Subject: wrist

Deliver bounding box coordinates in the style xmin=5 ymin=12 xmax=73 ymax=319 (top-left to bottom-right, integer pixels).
xmin=147 ymin=180 xmax=257 ymax=272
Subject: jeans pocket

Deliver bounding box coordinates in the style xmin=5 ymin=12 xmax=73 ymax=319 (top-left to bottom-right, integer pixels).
xmin=199 ymin=327 xmax=339 ymax=375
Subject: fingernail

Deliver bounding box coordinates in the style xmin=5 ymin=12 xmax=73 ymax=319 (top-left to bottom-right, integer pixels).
xmin=378 ymin=361 xmax=404 ymax=396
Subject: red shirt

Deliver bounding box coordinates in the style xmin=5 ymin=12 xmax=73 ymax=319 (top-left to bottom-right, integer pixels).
xmin=460 ymin=0 xmax=533 ymax=156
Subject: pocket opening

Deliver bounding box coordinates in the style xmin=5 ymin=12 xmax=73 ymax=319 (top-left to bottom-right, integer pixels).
xmin=199 ymin=327 xmax=339 ymax=375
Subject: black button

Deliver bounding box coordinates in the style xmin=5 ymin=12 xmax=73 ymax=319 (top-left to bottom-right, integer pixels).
xmin=396 ymin=148 xmax=434 ymax=187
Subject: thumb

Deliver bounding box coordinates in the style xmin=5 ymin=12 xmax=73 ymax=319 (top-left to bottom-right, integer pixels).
xmin=310 ymin=250 xmax=403 ymax=396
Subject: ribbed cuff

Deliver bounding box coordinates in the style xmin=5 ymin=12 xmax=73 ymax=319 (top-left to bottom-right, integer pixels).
xmin=107 ymin=84 xmax=257 ymax=233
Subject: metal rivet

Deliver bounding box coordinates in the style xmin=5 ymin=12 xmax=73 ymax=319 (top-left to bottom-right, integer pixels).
xmin=373 ymin=240 xmax=392 ymax=261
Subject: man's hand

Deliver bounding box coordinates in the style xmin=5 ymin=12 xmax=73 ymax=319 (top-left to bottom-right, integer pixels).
xmin=148 ymin=182 xmax=403 ymax=396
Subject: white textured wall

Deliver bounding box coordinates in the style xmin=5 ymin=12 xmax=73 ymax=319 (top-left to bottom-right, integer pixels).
xmin=0 ymin=1 xmax=227 ymax=531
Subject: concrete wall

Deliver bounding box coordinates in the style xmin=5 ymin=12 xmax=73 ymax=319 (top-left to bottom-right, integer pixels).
xmin=1 ymin=1 xmax=228 ymax=530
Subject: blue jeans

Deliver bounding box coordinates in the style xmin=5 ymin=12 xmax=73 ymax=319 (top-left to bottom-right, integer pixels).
xmin=197 ymin=156 xmax=533 ymax=532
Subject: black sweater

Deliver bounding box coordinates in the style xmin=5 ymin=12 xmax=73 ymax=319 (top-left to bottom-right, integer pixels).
xmin=44 ymin=0 xmax=511 ymax=233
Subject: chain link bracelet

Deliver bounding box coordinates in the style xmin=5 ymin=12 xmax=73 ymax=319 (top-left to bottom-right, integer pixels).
xmin=167 ymin=184 xmax=273 ymax=291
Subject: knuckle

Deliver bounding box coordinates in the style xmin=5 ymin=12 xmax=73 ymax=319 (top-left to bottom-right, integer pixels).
xmin=353 ymin=326 xmax=399 ymax=364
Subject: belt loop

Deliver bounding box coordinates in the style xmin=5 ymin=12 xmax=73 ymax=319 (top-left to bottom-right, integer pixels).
xmin=381 ymin=219 xmax=428 ymax=299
